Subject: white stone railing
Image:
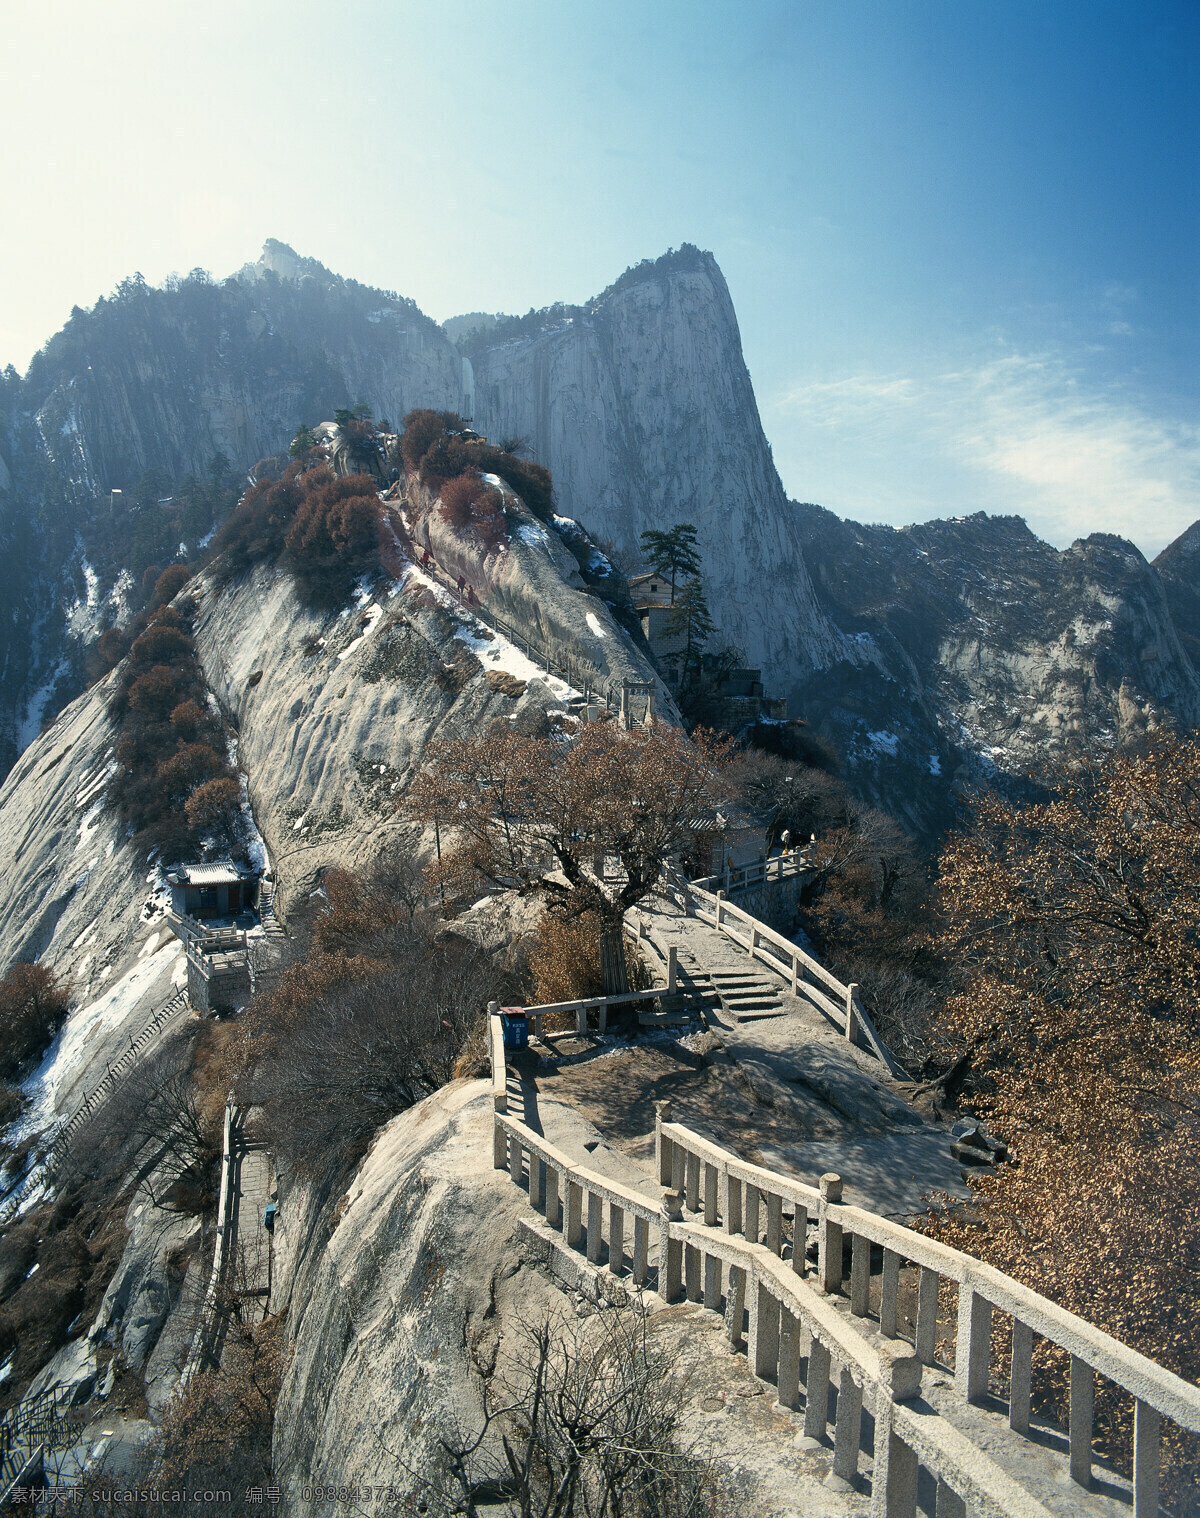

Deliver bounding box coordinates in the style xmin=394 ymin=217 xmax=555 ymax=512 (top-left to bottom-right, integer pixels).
xmin=488 ymin=1012 xmax=1199 ymax=1514
xmin=690 ymin=880 xmax=907 ymax=1079
xmin=691 ymin=844 xmax=814 ymax=895
xmin=486 ymin=951 xmax=686 ymax=1048
xmin=181 ymin=1095 xmax=239 ymax=1385
xmin=656 ymin=1106 xmax=1200 ymax=1517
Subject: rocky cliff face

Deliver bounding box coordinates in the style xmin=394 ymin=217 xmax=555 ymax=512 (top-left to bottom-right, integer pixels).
xmin=6 ymin=238 xmax=1198 ymax=843
xmin=195 ymin=506 xmax=669 ymax=919
xmin=465 ymin=248 xmax=846 ymax=703
xmin=791 ymin=504 xmax=1200 ymax=831
xmin=1153 ymin=519 xmax=1200 ymax=672
xmin=0 ymin=241 xmax=467 ymax=774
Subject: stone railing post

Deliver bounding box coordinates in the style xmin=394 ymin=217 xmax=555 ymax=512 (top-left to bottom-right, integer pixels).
xmin=655 ymin=1100 xmax=673 ymax=1186
xmin=489 ymin=1001 xmax=507 ymax=1169
xmin=715 ymin=889 xmax=725 ymax=927
xmin=870 ymin=1342 xmax=923 ymax=1518
xmin=845 ymin=983 xmax=858 ymax=1044
xmin=819 ymin=1173 xmax=844 ymax=1294
xmin=955 ymin=1284 xmax=992 ymax=1403
xmin=660 ymin=1188 xmax=684 ymax=1300
xmin=667 ymin=945 xmax=678 ymax=992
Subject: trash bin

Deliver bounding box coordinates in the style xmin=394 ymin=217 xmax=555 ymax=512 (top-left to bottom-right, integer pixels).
xmin=500 ymin=1008 xmax=529 ymax=1050
xmin=263 ymin=1202 xmax=278 ymax=1231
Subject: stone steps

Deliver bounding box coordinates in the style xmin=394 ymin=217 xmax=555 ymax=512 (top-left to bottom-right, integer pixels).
xmin=707 ymin=966 xmax=784 ymax=1022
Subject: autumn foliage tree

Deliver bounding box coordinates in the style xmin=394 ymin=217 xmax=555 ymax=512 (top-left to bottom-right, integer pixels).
xmin=407 ymin=723 xmax=732 ymax=990
xmin=0 ymin=963 xmax=71 ymax=1079
xmin=929 ymin=734 xmax=1200 ymax=1494
xmin=437 ymin=470 xmax=506 ymax=545
xmin=211 ymin=460 xmax=381 ymax=605
xmin=398 ymin=408 xmax=555 ymax=520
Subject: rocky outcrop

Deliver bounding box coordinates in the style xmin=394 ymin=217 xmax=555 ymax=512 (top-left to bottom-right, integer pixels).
xmin=791 ymin=505 xmax=1200 ymax=831
xmin=193 ymin=521 xmax=667 ymax=919
xmin=0 ymin=242 xmax=467 ymax=774
xmin=1153 ymin=518 xmax=1200 ymax=672
xmin=466 ymin=248 xmax=846 ymax=704
xmin=401 ymin=479 xmax=677 ymax=719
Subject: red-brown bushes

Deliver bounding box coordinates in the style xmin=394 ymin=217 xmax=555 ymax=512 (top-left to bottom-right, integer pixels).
xmin=398 ymin=408 xmax=555 ymax=521
xmin=149 ymin=563 xmax=192 ymax=610
xmin=127 ymin=663 xmax=193 ymax=717
xmin=156 ymin=743 xmax=226 ymax=804
xmin=212 ymin=461 xmax=381 ymax=607
xmin=400 ymin=408 xmax=465 ymax=473
xmin=185 ymin=776 xmax=242 ymax=838
xmin=130 ymin=623 xmax=194 ymax=667
xmin=438 ymin=471 xmax=507 ymax=545
xmin=0 ymin=963 xmax=71 ymax=1078
xmin=169 ymin=699 xmax=206 ymax=737
xmin=105 ymin=591 xmax=240 ymax=864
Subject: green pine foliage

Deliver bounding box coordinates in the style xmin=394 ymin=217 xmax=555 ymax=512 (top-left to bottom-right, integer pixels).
xmin=639 ymin=523 xmax=701 ymax=602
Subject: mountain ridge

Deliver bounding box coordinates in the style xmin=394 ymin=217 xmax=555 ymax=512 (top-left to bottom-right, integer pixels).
xmin=2 ymin=240 xmax=1197 ymax=839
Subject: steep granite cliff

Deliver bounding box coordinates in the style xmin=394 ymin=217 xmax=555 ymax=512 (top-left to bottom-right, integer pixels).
xmin=465 ymin=248 xmax=846 ymax=703
xmin=0 ymin=242 xmax=467 ymax=773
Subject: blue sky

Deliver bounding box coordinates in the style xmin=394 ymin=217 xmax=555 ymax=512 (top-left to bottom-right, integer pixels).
xmin=2 ymin=1 xmax=1196 ymax=553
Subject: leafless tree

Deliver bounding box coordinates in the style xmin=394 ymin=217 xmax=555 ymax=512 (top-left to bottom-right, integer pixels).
xmin=407 ymin=724 xmax=733 ymax=990
xmin=245 ymin=923 xmax=495 ymax=1177
xmin=394 ymin=1300 xmax=728 ymax=1518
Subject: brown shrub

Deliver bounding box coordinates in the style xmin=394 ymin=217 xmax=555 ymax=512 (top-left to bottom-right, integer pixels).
xmin=149 ymin=563 xmax=191 ymax=610
xmin=528 ymin=911 xmax=604 ymax=1006
xmin=148 ymin=1313 xmax=283 ymax=1497
xmin=0 ymin=962 xmax=71 ymax=1079
xmin=130 ymin=623 xmax=193 ymax=668
xmin=94 ymin=626 xmax=131 ymax=672
xmin=437 ymin=472 xmax=506 ymax=543
xmin=155 ymin=743 xmax=226 ymax=804
xmin=185 ymin=776 xmax=242 ymax=837
xmin=127 ymin=664 xmax=192 ymax=716
xmin=399 ymin=407 xmax=469 ymax=474
xmin=281 ymin=467 xmax=381 ymax=605
xmin=169 ymin=699 xmax=205 ymax=738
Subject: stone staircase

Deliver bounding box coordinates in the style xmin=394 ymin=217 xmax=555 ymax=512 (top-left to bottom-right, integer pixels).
xmin=636 ymin=964 xmax=722 ymax=1028
xmin=257 ymin=876 xmax=285 ymax=938
xmin=705 ymin=965 xmax=785 ymax=1022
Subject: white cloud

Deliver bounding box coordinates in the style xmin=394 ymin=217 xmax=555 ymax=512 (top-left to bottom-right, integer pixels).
xmin=774 ymin=350 xmax=1200 ymax=557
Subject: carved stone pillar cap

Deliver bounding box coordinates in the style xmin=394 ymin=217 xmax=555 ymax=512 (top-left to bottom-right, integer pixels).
xmin=819 ymin=1173 xmax=843 ymax=1202
xmin=661 ymin=1188 xmax=684 ymax=1220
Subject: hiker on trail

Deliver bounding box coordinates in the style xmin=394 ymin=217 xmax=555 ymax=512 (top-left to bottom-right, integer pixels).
xmin=421 ymin=547 xmax=432 ymax=567
xmin=781 ymin=829 xmax=791 ymax=854
xmin=466 ymin=585 xmax=476 ymax=605
xmin=456 ymin=573 xmax=466 ymax=594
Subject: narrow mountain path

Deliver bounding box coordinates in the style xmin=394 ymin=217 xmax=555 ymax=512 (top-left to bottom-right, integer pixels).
xmin=632 ymin=893 xmax=972 ymax=1218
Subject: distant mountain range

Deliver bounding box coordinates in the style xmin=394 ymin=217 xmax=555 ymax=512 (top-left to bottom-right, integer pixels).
xmin=1 ymin=238 xmax=1196 ymax=833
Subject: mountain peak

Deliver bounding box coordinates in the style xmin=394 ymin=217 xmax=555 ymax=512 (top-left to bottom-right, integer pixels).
xmin=238 ymin=239 xmax=335 ymax=285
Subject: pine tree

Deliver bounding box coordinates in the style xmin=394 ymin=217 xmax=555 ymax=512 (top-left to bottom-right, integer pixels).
xmin=664 ymin=577 xmax=715 ymax=674
xmin=639 ymin=523 xmax=701 ymax=603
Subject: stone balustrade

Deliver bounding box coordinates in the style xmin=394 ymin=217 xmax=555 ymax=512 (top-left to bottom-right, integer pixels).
xmin=488 ymin=1011 xmax=1200 ymax=1514
xmin=690 ymin=881 xmax=907 ymax=1079
xmin=657 ymin=1107 xmax=1200 ymax=1517
xmin=691 ymin=846 xmax=813 ymax=895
